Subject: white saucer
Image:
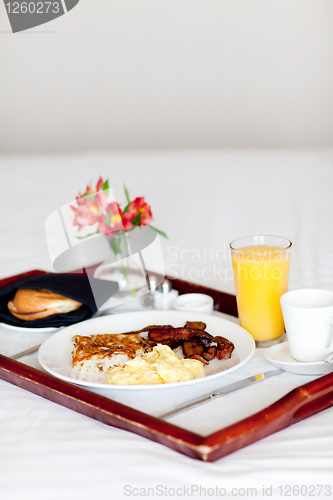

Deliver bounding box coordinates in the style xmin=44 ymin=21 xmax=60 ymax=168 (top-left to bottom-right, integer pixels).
xmin=264 ymin=342 xmax=333 ymax=375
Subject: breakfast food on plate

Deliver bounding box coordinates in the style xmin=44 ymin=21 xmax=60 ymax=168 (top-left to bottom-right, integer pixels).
xmin=7 ymin=288 xmax=82 ymax=321
xmin=71 ymin=333 xmax=151 ymax=383
xmin=106 ymin=344 xmax=204 ymax=385
xmin=70 ymin=321 xmax=235 ymax=385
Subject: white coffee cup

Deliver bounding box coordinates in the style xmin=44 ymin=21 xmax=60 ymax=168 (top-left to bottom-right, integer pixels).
xmin=280 ymin=289 xmax=333 ymax=362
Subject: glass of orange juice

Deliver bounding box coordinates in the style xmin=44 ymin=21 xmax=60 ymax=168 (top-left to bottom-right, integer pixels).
xmin=230 ymin=235 xmax=292 ymax=346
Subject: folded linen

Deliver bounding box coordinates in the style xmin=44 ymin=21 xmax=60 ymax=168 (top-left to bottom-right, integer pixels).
xmin=0 ymin=273 xmax=119 ymax=328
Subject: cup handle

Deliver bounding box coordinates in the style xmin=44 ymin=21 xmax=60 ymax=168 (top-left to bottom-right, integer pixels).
xmin=322 ymin=317 xmax=333 ymax=357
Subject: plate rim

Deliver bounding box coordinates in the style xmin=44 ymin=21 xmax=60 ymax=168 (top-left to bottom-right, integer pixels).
xmin=0 ymin=321 xmax=60 ymax=333
xmin=38 ymin=310 xmax=255 ymax=390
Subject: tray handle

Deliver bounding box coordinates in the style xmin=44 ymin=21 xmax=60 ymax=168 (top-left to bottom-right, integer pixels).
xmin=206 ymin=371 xmax=333 ymax=462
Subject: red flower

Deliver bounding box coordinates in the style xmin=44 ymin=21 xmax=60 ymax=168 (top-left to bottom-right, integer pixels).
xmin=122 ymin=197 xmax=153 ymax=231
xmin=96 ymin=176 xmax=104 ymax=192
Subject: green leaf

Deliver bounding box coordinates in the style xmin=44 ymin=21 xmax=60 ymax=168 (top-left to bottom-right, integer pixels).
xmin=148 ymin=225 xmax=168 ymax=238
xmin=132 ymin=212 xmax=142 ymax=226
xmin=102 ymin=179 xmax=109 ymax=195
xmin=124 ymin=184 xmax=131 ymax=204
xmin=76 ymin=232 xmax=98 ymax=240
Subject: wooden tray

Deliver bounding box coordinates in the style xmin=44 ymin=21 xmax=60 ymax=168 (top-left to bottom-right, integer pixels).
xmin=1 ymin=270 xmax=333 ymax=462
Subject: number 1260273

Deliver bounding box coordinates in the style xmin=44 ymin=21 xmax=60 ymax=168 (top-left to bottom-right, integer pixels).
xmin=5 ymin=2 xmax=61 ymax=14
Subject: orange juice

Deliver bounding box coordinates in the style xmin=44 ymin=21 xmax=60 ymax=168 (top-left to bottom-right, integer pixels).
xmin=231 ymin=243 xmax=291 ymax=343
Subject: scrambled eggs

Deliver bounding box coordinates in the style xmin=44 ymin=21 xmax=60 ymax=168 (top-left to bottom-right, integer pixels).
xmin=105 ymin=344 xmax=204 ymax=385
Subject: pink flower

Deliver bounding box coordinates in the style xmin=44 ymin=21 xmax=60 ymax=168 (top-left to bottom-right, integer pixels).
xmin=107 ymin=202 xmax=124 ymax=232
xmin=75 ymin=193 xmax=86 ymax=206
xmin=70 ymin=204 xmax=98 ymax=231
xmin=97 ymin=220 xmax=114 ymax=238
xmin=95 ymin=191 xmax=109 ymax=213
xmin=71 ymin=190 xmax=108 ymax=232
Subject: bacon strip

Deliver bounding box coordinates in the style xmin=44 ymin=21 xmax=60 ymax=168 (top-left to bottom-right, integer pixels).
xmin=147 ymin=324 xmax=234 ymax=363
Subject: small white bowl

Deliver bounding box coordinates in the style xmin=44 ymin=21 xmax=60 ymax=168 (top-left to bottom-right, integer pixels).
xmin=172 ymin=293 xmax=214 ymax=315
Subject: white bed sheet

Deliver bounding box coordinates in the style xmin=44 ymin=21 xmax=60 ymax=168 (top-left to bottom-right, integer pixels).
xmin=0 ymin=149 xmax=333 ymax=500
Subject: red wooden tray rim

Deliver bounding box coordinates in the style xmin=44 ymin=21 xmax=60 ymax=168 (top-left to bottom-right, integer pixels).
xmin=1 ymin=269 xmax=333 ymax=462
xmin=1 ymin=353 xmax=333 ymax=462
xmin=205 ymin=371 xmax=333 ymax=461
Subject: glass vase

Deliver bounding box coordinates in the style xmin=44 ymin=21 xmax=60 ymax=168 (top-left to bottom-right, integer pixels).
xmin=94 ymin=231 xmax=147 ymax=297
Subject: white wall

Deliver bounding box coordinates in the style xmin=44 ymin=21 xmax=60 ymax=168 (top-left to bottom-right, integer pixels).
xmin=1 ymin=0 xmax=333 ymax=153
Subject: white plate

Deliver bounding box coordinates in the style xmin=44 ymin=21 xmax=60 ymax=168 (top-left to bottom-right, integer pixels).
xmin=0 ymin=322 xmax=60 ymax=333
xmin=38 ymin=310 xmax=255 ymax=390
xmin=264 ymin=342 xmax=333 ymax=375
